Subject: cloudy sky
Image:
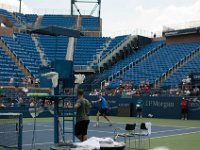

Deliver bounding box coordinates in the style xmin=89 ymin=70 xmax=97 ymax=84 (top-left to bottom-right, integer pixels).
xmin=1 ymin=0 xmax=200 ymax=36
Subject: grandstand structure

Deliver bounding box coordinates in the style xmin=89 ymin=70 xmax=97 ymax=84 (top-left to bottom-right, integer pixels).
xmin=1 ymin=6 xmax=200 ymax=91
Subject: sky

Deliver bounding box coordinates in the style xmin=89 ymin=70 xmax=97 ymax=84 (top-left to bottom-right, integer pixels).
xmin=1 ymin=0 xmax=200 ymax=36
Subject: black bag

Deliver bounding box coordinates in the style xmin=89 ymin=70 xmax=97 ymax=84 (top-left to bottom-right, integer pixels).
xmin=125 ymin=123 xmax=136 ymax=130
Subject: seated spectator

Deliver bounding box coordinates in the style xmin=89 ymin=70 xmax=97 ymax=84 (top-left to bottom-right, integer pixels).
xmin=182 ymin=76 xmax=191 ymax=85
xmin=0 ymin=101 xmax=6 ymax=108
xmin=146 ymin=80 xmax=149 ymax=86
xmin=193 ymin=86 xmax=199 ymax=96
xmin=121 ymin=89 xmax=126 ymax=97
xmin=9 ymin=76 xmax=14 ymax=86
xmin=143 ymin=84 xmax=149 ymax=93
xmin=135 ymin=90 xmax=141 ymax=96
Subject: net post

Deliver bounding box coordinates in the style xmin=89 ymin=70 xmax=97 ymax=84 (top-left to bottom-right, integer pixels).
xmin=54 ymin=96 xmax=59 ymax=144
xmin=18 ymin=113 xmax=23 ymax=150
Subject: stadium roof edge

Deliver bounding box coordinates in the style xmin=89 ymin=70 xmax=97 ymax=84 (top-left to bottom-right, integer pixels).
xmin=29 ymin=25 xmax=84 ymax=38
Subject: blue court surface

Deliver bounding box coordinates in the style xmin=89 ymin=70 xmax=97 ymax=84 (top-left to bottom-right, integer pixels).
xmin=22 ymin=120 xmax=200 ymax=150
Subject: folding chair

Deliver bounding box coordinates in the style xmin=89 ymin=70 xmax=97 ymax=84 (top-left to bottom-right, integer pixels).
xmin=133 ymin=122 xmax=151 ymax=149
xmin=114 ymin=123 xmax=136 ymax=148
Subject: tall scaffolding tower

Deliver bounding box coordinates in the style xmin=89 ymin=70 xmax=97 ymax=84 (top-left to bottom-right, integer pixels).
xmin=71 ymin=0 xmax=101 ymax=17
xmin=71 ymin=0 xmax=102 ymax=35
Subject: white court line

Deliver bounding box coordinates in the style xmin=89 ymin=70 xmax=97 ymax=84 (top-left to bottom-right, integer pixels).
xmin=23 ymin=129 xmax=54 ymax=133
xmin=151 ymin=127 xmax=200 ymax=134
xmin=152 ymin=124 xmax=200 ymax=129
xmin=23 ymin=142 xmax=53 ymax=146
xmin=25 ymin=120 xmax=200 ymax=129
xmin=91 ymin=120 xmax=200 ymax=129
xmin=151 ymin=130 xmax=200 ymax=140
xmin=22 ymin=126 xmax=199 ymax=135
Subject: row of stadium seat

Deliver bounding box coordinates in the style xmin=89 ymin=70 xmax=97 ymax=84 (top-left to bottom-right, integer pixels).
xmin=0 ymin=9 xmax=100 ymax=31
xmin=40 ymin=15 xmax=99 ymax=31
xmin=1 ymin=33 xmax=127 ymax=72
xmin=161 ymin=54 xmax=200 ymax=87
xmin=0 ymin=48 xmax=24 ymax=85
xmin=101 ymin=35 xmax=129 ymax=60
xmin=74 ymin=36 xmax=109 ymax=65
xmin=0 ymin=9 xmax=20 ymax=27
xmin=0 ymin=36 xmax=39 ymax=76
xmin=40 ymin=15 xmax=76 ymax=29
xmin=14 ymin=33 xmax=41 ymax=65
xmin=38 ymin=35 xmax=69 ymax=63
xmin=109 ymin=42 xmax=200 ymax=88
xmin=15 ymin=13 xmax=37 ymax=25
xmin=81 ymin=16 xmax=99 ymax=31
xmin=103 ymin=41 xmax=165 ymax=76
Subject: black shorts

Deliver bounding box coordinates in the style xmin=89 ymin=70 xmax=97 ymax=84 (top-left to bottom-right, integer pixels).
xmin=136 ymin=107 xmax=142 ymax=113
xmin=99 ymin=108 xmax=109 ymax=116
xmin=181 ymin=108 xmax=187 ymax=114
xmin=75 ymin=120 xmax=90 ymax=136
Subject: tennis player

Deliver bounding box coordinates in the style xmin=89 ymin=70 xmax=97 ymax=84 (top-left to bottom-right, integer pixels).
xmin=92 ymin=93 xmax=112 ymax=127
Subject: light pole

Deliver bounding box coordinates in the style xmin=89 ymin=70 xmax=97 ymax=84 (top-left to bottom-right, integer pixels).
xmin=19 ymin=0 xmax=22 ymax=13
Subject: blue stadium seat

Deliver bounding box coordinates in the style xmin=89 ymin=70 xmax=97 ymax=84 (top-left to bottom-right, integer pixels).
xmin=109 ymin=41 xmax=200 ymax=88
xmin=101 ymin=35 xmax=129 ymax=60
xmin=0 ymin=48 xmax=24 ymax=86
xmin=15 ymin=13 xmax=37 ymax=25
xmin=104 ymin=41 xmax=165 ymax=77
xmin=38 ymin=35 xmax=69 ymax=63
xmin=40 ymin=15 xmax=76 ymax=28
xmin=0 ymin=9 xmax=20 ymax=27
xmin=81 ymin=16 xmax=99 ymax=31
xmin=161 ymin=52 xmax=200 ymax=87
xmin=74 ymin=36 xmax=108 ymax=66
xmin=1 ymin=35 xmax=40 ymax=76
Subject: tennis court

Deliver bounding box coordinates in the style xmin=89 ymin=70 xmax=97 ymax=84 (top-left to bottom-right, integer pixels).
xmin=20 ymin=117 xmax=200 ymax=150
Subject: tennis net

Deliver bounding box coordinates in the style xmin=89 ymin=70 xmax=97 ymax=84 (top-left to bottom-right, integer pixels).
xmin=0 ymin=113 xmax=23 ymax=150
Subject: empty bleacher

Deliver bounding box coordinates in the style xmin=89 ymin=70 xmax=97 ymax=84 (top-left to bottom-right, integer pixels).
xmin=104 ymin=41 xmax=165 ymax=76
xmin=0 ymin=48 xmax=24 ymax=86
xmin=74 ymin=36 xmax=108 ymax=66
xmin=161 ymin=54 xmax=200 ymax=87
xmin=81 ymin=16 xmax=99 ymax=31
xmin=14 ymin=33 xmax=41 ymax=65
xmin=1 ymin=36 xmax=39 ymax=76
xmin=25 ymin=14 xmax=38 ymax=24
xmin=101 ymin=35 xmax=129 ymax=60
xmin=38 ymin=35 xmax=69 ymax=63
xmin=109 ymin=42 xmax=200 ymax=88
xmin=15 ymin=13 xmax=37 ymax=25
xmin=40 ymin=15 xmax=76 ymax=28
xmin=0 ymin=9 xmax=19 ymax=27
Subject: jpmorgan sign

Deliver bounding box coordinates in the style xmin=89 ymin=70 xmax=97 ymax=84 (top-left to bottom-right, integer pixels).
xmin=145 ymin=100 xmax=175 ymax=109
xmin=189 ymin=98 xmax=200 ymax=112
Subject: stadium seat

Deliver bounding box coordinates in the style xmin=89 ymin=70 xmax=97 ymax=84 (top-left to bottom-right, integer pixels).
xmin=40 ymin=15 xmax=76 ymax=28
xmin=0 ymin=47 xmax=24 ymax=86
xmin=74 ymin=36 xmax=109 ymax=66
xmin=1 ymin=35 xmax=40 ymax=76
xmin=38 ymin=35 xmax=69 ymax=63
xmin=81 ymin=16 xmax=99 ymax=31
xmin=109 ymin=41 xmax=200 ymax=88
xmin=0 ymin=9 xmax=20 ymax=27
xmin=15 ymin=12 xmax=37 ymax=25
